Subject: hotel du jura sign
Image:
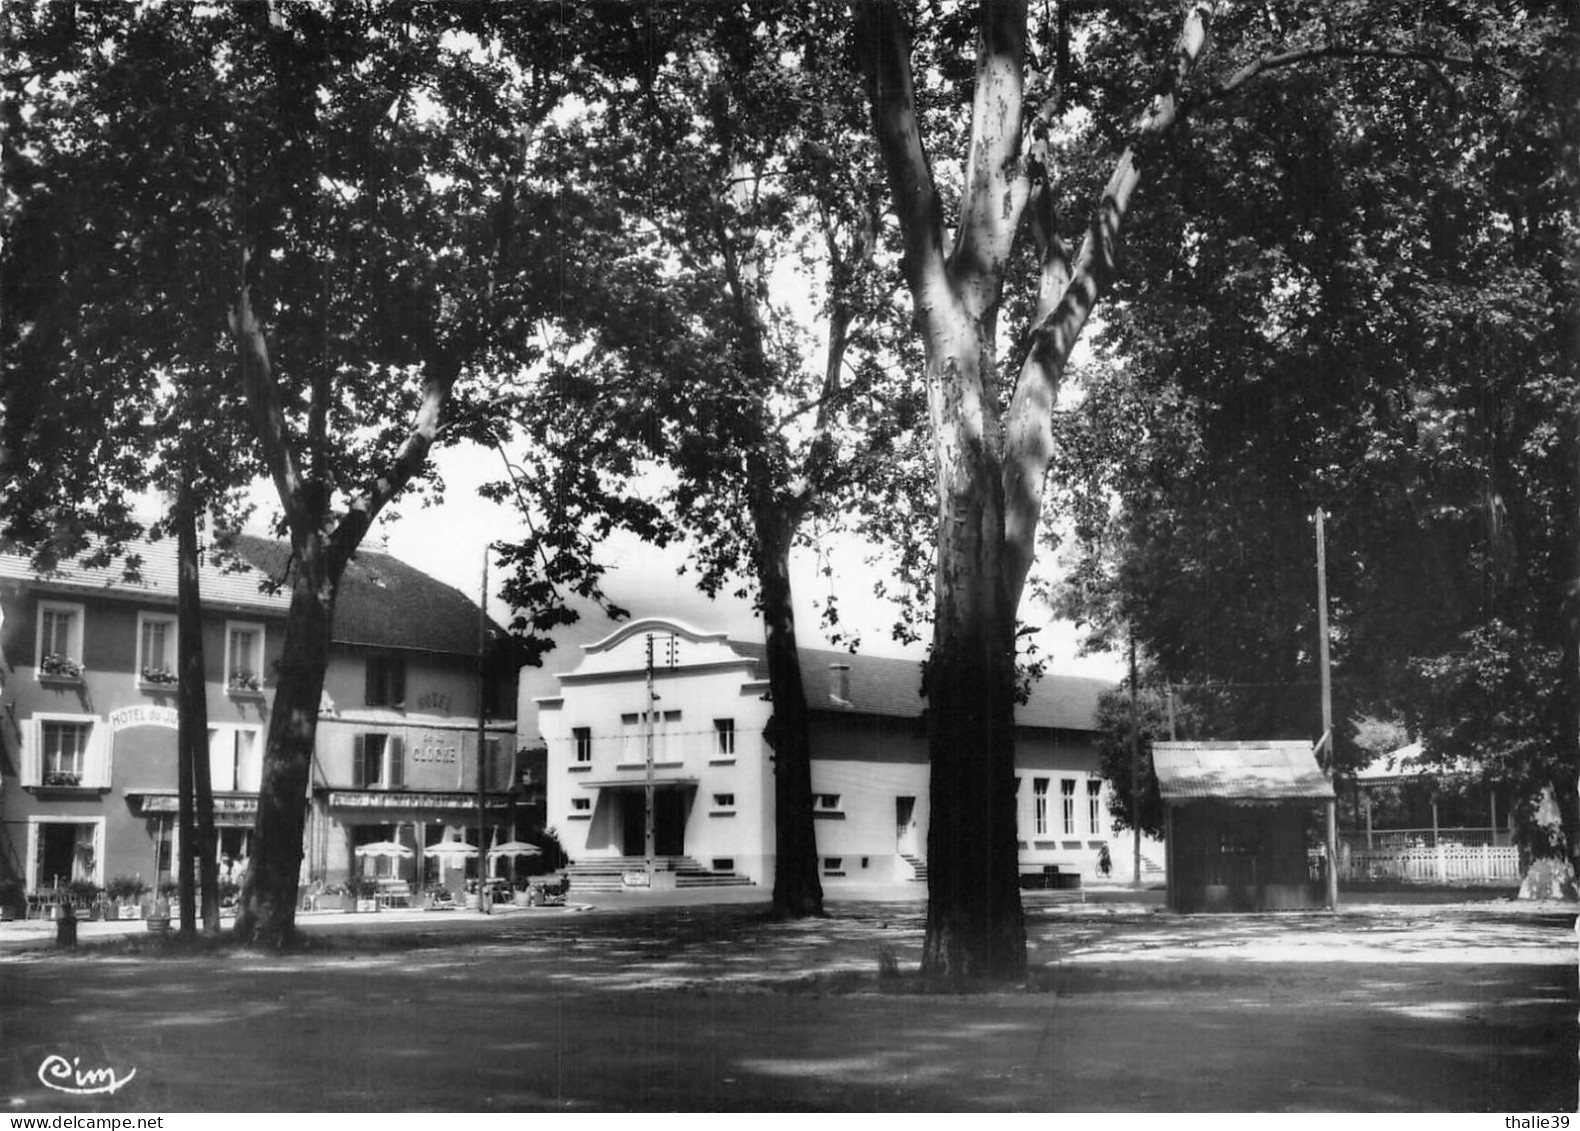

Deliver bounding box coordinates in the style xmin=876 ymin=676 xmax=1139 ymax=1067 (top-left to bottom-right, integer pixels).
xmin=109 ymin=705 xmax=179 ymax=732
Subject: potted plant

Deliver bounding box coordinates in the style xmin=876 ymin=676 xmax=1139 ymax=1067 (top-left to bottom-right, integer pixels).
xmin=106 ymin=875 xmax=147 ymax=919
xmin=43 ymin=770 xmax=83 ymax=787
xmin=39 ymin=653 xmax=83 ymax=679
xmin=228 ymin=670 xmax=262 ymax=693
xmin=67 ymin=879 xmax=100 ymax=919
xmin=140 ymin=665 xmax=178 ymax=685
xmin=355 ymin=878 xmax=379 ymax=913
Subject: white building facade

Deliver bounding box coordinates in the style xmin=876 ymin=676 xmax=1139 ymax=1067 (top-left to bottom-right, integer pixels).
xmin=540 ymin=618 xmax=1119 ymax=888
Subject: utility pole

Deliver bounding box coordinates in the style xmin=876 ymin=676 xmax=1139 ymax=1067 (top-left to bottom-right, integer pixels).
xmin=1130 ymin=635 xmax=1142 ymax=888
xmin=475 ymin=551 xmax=491 ymax=915
xmin=644 ymin=633 xmax=656 ymax=882
xmin=1315 ymin=508 xmax=1339 ymax=912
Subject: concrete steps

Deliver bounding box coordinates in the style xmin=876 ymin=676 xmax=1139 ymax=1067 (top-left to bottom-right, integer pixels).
xmin=900 ymin=853 xmax=928 ymax=882
xmin=561 ymin=856 xmax=755 ymax=892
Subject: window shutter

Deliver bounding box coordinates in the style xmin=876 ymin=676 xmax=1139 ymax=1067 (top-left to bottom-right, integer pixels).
xmin=352 ymin=734 xmax=366 ymax=788
xmin=19 ymin=719 xmax=41 ymax=786
xmin=209 ymin=729 xmax=235 ymax=793
xmin=388 ymin=737 xmax=404 ymax=789
xmin=390 ymin=659 xmax=405 ymax=708
xmin=87 ymin=721 xmax=111 ymax=789
xmin=365 ymin=659 xmax=381 ymax=707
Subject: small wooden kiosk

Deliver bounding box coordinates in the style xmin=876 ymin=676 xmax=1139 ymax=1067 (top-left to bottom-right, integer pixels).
xmin=1154 ymin=741 xmax=1336 ymax=913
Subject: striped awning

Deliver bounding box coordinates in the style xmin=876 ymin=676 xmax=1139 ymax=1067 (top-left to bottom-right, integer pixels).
xmin=326 ymin=790 xmax=511 ymax=810
xmin=127 ymin=791 xmax=259 ymax=823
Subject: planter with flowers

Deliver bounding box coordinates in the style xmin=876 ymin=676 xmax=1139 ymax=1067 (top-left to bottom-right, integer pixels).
xmin=38 ymin=653 xmax=84 ymax=683
xmin=42 ymin=770 xmax=83 ymax=787
xmin=227 ymin=670 xmax=263 ymax=695
xmin=140 ymin=665 xmax=178 ymax=687
xmin=106 ymin=875 xmax=147 ymax=919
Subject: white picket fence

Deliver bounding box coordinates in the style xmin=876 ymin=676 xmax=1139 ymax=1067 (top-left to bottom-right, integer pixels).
xmin=1339 ymin=843 xmax=1521 ymax=884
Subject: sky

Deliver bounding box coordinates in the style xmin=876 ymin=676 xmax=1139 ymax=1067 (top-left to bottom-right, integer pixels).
xmin=357 ymin=442 xmax=1126 ymax=704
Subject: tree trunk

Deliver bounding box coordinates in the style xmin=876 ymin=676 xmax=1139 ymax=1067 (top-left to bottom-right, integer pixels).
xmin=920 ymin=353 xmax=1027 ymax=984
xmin=176 ymin=492 xmax=222 ymax=935
xmin=754 ymin=494 xmax=825 ymax=919
xmin=233 ymin=548 xmax=339 ymax=947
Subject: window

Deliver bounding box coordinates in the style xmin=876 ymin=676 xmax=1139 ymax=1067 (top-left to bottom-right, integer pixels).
xmin=822 ymin=857 xmax=844 ymax=875
xmin=1033 ymin=778 xmax=1049 ymax=835
xmin=619 ymin=711 xmax=681 ymax=762
xmin=36 ymin=601 xmax=85 ymax=678
xmin=353 ymin=733 xmax=405 ymax=789
xmin=365 ymin=652 xmax=406 ymax=708
xmin=20 ymin=715 xmax=106 ymax=788
xmin=225 ymin=622 xmax=265 ymax=693
xmin=28 ymin=818 xmax=104 ymax=889
xmin=714 ymin=718 xmax=736 ymax=758
xmin=209 ymin=727 xmax=263 ymax=792
xmin=573 ymin=726 xmax=592 ymax=763
xmin=42 ymin=721 xmax=88 ymax=785
xmin=1061 ymin=779 xmax=1077 ymax=835
xmin=1087 ymin=779 xmax=1103 ymax=835
xmin=711 ymin=792 xmax=736 ymax=813
xmin=137 ymin=613 xmax=178 ymax=685
xmin=657 ymin=710 xmax=681 ymax=761
xmin=814 ymin=793 xmax=842 ymax=812
xmin=570 ymin=797 xmax=591 ymax=815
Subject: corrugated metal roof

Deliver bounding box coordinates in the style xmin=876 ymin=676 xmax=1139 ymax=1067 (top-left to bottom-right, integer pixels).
xmin=727 ymin=640 xmax=1109 ymax=732
xmin=1153 ymin=741 xmax=1335 ymax=802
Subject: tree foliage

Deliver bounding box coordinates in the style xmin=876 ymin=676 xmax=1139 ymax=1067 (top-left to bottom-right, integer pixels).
xmin=1050 ymin=1 xmax=1579 ymax=875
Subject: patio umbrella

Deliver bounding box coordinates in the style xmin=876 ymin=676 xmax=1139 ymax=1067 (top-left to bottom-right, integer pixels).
xmin=353 ymin=840 xmax=413 ymax=859
xmin=486 ymin=841 xmax=542 ymax=859
xmin=425 ymin=840 xmax=478 ymax=860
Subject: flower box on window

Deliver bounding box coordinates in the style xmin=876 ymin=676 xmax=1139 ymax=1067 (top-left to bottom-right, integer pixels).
xmin=140 ymin=666 xmax=179 ymax=686
xmin=228 ymin=671 xmax=263 ymax=693
xmin=39 ymin=653 xmax=83 ymax=680
xmin=42 ymin=770 xmax=83 ymax=788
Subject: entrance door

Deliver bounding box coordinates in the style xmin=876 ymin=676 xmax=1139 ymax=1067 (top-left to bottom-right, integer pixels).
xmin=655 ymin=790 xmax=688 ymax=857
xmin=896 ymin=796 xmax=918 ymax=856
xmin=620 ymin=789 xmax=690 ymax=857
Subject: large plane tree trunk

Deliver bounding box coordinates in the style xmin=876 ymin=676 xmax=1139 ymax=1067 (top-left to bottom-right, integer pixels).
xmin=854 ymin=0 xmax=1216 ymax=983
xmin=920 ymin=371 xmax=1026 ymax=981
xmin=754 ymin=494 xmax=825 ymax=919
xmin=233 ymin=546 xmax=340 ymax=947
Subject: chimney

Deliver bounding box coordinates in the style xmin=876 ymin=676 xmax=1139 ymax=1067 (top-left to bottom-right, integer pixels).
xmin=829 ymin=663 xmax=851 ymax=706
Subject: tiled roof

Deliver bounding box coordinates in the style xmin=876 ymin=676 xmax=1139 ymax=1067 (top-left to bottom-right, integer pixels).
xmin=230 ymin=534 xmax=498 ymax=657
xmin=0 ymin=537 xmax=290 ymax=613
xmin=727 ymin=640 xmax=1110 ymax=733
xmin=0 ymin=533 xmax=497 ymax=658
xmin=1153 ymin=741 xmax=1335 ymax=802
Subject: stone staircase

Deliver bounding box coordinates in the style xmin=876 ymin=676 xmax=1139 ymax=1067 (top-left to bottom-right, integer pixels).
xmin=901 ymin=853 xmax=928 ymax=882
xmin=560 ymin=855 xmax=755 ymax=893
